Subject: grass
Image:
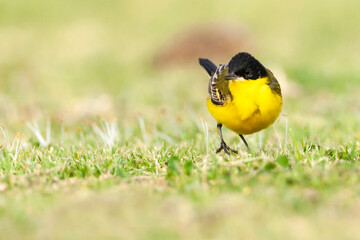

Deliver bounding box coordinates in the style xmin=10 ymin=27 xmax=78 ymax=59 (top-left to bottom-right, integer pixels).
xmin=1 ymin=0 xmax=360 ymax=239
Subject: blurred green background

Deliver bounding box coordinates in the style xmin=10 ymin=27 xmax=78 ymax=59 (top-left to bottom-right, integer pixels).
xmin=1 ymin=0 xmax=359 ymax=121
xmin=1 ymin=0 xmax=360 ymax=239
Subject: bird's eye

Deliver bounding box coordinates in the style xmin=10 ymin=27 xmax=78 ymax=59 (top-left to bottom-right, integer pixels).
xmin=244 ymin=70 xmax=251 ymax=78
xmin=234 ymin=70 xmax=241 ymax=77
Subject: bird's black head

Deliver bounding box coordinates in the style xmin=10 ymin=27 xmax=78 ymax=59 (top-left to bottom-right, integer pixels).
xmin=226 ymin=52 xmax=267 ymax=80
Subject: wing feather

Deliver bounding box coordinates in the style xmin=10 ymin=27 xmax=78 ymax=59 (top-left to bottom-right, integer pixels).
xmin=208 ymin=64 xmax=232 ymax=105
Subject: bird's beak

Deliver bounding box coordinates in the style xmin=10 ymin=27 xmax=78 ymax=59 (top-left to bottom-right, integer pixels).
xmin=224 ymin=73 xmax=238 ymax=80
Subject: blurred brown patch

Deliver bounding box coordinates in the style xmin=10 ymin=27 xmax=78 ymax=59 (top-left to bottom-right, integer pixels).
xmin=154 ymin=23 xmax=254 ymax=68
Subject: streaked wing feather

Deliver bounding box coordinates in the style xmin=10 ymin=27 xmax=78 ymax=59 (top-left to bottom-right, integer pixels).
xmin=208 ymin=64 xmax=232 ymax=105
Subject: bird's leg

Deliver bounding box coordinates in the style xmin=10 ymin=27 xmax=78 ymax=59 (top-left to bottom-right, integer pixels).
xmin=239 ymin=134 xmax=250 ymax=152
xmin=216 ymin=124 xmax=238 ymax=155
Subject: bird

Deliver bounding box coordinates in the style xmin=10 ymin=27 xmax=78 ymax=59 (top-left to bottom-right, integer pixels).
xmin=199 ymin=52 xmax=282 ymax=155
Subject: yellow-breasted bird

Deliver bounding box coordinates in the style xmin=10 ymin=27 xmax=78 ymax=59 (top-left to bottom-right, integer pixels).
xmin=199 ymin=52 xmax=282 ymax=155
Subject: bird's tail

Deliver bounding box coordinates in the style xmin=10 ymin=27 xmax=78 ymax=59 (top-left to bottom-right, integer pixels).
xmin=199 ymin=58 xmax=217 ymax=76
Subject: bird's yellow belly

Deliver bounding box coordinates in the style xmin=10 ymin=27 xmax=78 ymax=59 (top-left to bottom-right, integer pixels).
xmin=207 ymin=78 xmax=282 ymax=135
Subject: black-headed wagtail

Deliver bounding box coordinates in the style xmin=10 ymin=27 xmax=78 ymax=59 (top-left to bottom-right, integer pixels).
xmin=199 ymin=52 xmax=282 ymax=154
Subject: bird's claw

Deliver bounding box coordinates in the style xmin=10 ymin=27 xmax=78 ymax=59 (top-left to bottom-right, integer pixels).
xmin=216 ymin=141 xmax=238 ymax=155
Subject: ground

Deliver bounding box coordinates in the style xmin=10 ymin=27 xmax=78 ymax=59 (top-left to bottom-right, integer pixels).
xmin=0 ymin=0 xmax=360 ymax=239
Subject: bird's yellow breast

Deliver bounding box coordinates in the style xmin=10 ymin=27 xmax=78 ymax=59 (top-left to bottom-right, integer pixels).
xmin=207 ymin=77 xmax=282 ymax=135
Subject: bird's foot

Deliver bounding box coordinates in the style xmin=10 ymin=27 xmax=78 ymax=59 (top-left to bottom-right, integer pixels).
xmin=216 ymin=141 xmax=238 ymax=155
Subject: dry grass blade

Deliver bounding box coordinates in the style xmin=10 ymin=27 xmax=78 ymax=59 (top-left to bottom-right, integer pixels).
xmin=92 ymin=119 xmax=119 ymax=148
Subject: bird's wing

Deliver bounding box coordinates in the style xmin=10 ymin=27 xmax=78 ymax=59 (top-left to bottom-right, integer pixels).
xmin=208 ymin=64 xmax=232 ymax=105
xmin=266 ymin=69 xmax=282 ymax=97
